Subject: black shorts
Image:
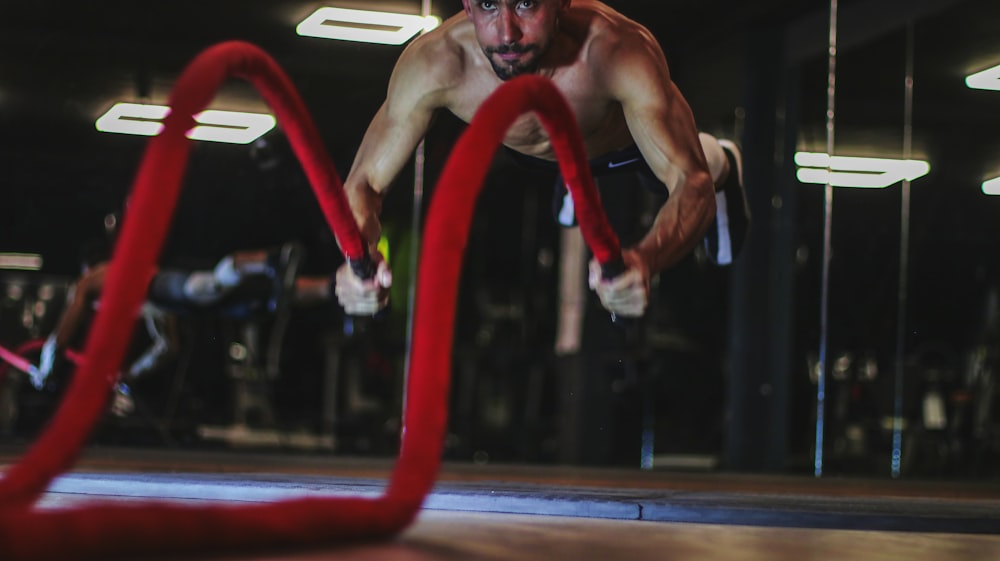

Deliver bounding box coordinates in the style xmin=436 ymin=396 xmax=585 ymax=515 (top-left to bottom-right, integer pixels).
xmin=503 ymin=145 xmax=668 ymax=227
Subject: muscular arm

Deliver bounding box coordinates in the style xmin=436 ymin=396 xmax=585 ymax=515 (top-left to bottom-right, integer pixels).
xmin=599 ymin=29 xmax=716 ymax=275
xmin=336 ymin=25 xmax=461 ymax=314
xmin=53 ymin=264 xmax=108 ymax=348
xmin=344 ymin=35 xmax=453 ymax=254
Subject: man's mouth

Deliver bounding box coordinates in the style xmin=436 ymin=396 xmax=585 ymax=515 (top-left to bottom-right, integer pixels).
xmin=485 ymin=44 xmax=537 ymax=79
xmin=492 ymin=44 xmax=531 ymax=57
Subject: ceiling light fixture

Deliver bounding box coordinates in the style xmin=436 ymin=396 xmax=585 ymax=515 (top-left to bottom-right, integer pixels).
xmin=983 ymin=177 xmax=1000 ymax=195
xmin=95 ymin=103 xmax=276 ymax=144
xmin=966 ymin=64 xmax=1000 ymax=91
xmin=296 ymin=7 xmax=440 ymax=45
xmin=95 ymin=103 xmax=169 ymax=136
xmin=795 ymin=152 xmax=930 ymax=188
xmin=0 ymin=253 xmax=43 ymax=271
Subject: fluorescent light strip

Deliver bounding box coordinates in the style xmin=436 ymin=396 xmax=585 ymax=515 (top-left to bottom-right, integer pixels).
xmin=983 ymin=177 xmax=1000 ymax=195
xmin=186 ymin=109 xmax=277 ymax=144
xmin=96 ymin=103 xmax=276 ymax=144
xmin=0 ymin=253 xmax=43 ymax=271
xmin=95 ymin=103 xmax=169 ymax=136
xmin=297 ymin=7 xmax=440 ymax=45
xmin=966 ymin=64 xmax=1000 ymax=91
xmin=795 ymin=152 xmax=930 ymax=188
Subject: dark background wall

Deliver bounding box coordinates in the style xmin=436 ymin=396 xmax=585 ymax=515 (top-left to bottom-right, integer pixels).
xmin=2 ymin=0 xmax=999 ymax=477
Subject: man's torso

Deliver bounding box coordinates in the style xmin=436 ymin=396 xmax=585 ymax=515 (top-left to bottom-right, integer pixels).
xmin=434 ymin=5 xmax=638 ymax=161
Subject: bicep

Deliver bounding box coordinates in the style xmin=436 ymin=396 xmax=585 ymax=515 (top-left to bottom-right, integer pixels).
xmin=609 ymin=50 xmax=708 ymax=192
xmin=348 ymin=40 xmax=445 ymax=195
xmin=350 ymin=98 xmax=435 ymax=195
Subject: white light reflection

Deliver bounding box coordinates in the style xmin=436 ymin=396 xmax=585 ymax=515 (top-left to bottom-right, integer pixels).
xmin=966 ymin=64 xmax=1000 ymax=91
xmin=95 ymin=103 xmax=169 ymax=136
xmin=0 ymin=253 xmax=43 ymax=271
xmin=983 ymin=177 xmax=1000 ymax=195
xmin=795 ymin=152 xmax=930 ymax=188
xmin=95 ymin=103 xmax=276 ymax=144
xmin=296 ymin=7 xmax=440 ymax=45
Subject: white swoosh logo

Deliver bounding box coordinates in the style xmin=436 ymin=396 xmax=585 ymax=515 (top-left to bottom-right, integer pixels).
xmin=607 ymin=157 xmax=640 ymax=169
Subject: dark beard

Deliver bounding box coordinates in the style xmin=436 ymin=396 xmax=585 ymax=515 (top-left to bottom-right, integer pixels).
xmin=483 ymin=43 xmax=539 ymax=80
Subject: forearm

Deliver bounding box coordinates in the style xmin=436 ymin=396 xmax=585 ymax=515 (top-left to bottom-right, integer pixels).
xmin=634 ymin=170 xmax=715 ymax=274
xmin=294 ymin=276 xmax=333 ymax=304
xmin=345 ymin=178 xmax=386 ymax=255
xmin=339 ymin=162 xmax=396 ymax=314
xmin=53 ymin=295 xmax=87 ymax=348
xmin=53 ymin=267 xmax=106 ymax=347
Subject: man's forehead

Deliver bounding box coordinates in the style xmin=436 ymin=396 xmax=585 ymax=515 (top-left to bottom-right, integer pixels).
xmin=470 ymin=0 xmax=561 ymax=6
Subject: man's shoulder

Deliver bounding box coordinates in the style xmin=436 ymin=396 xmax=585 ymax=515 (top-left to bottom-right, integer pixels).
xmin=578 ymin=7 xmax=656 ymax=53
xmin=406 ymin=15 xmax=473 ymax=64
xmin=570 ymin=8 xmax=663 ymax=78
xmin=397 ymin=16 xmax=474 ymax=84
xmin=387 ymin=16 xmax=480 ymax=111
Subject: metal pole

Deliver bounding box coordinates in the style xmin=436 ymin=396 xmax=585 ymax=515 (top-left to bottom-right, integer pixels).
xmin=892 ymin=21 xmax=915 ymax=479
xmin=402 ymin=141 xmax=425 ymax=418
xmin=815 ymin=0 xmax=838 ymax=478
xmin=402 ymin=0 xmax=433 ymax=417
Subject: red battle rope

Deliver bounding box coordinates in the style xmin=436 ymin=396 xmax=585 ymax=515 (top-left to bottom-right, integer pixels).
xmin=0 ymin=41 xmax=621 ymax=561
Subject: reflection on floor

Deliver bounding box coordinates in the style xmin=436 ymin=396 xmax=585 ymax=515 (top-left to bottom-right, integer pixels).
xmin=3 ymin=446 xmax=1000 ymax=560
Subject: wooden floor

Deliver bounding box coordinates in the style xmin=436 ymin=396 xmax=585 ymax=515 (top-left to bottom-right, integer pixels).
xmin=4 ymin=446 xmax=1000 ymax=560
xmin=194 ymin=510 xmax=1000 ymax=561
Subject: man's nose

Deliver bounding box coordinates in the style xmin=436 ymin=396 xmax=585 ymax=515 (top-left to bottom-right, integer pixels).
xmin=497 ymin=9 xmax=522 ymax=44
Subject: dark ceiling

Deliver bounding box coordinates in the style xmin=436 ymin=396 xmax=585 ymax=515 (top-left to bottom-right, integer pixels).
xmin=1 ymin=0 xmax=997 ymax=278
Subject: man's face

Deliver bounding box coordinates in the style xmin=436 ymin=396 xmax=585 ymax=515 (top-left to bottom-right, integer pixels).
xmin=464 ymin=0 xmax=563 ymax=80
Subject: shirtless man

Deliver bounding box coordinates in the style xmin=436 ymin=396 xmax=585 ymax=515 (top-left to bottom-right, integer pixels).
xmin=335 ymin=0 xmax=749 ymax=318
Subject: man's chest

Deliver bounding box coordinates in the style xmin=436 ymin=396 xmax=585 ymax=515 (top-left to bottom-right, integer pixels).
xmin=448 ymin=73 xmax=622 ymax=154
